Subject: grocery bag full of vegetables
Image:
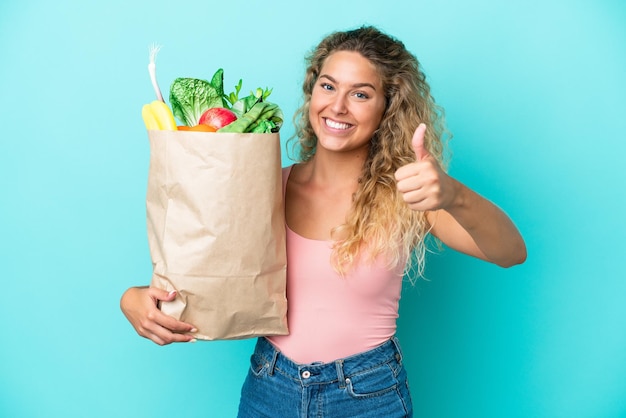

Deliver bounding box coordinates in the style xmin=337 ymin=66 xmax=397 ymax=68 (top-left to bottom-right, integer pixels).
xmin=141 ymin=46 xmax=288 ymax=340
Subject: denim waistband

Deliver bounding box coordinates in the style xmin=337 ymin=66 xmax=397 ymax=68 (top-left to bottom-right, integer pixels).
xmin=253 ymin=337 xmax=404 ymax=388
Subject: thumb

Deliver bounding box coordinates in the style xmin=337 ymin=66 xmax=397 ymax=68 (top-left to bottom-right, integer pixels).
xmin=412 ymin=123 xmax=429 ymax=161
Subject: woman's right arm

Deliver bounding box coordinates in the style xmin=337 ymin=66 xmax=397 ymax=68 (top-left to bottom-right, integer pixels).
xmin=120 ymin=286 xmax=197 ymax=345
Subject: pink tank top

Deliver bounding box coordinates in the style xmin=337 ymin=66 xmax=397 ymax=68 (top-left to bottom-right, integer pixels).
xmin=267 ymin=166 xmax=406 ymax=364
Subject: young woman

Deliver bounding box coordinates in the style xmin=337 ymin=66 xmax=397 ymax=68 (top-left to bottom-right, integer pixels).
xmin=121 ymin=26 xmax=526 ymax=417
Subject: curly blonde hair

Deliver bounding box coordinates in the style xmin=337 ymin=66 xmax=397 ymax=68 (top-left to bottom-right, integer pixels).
xmin=288 ymin=26 xmax=450 ymax=281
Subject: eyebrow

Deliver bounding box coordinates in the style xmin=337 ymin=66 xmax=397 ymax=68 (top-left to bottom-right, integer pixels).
xmin=319 ymin=74 xmax=378 ymax=91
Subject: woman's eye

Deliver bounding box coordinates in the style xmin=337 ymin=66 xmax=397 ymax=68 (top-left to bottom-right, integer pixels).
xmin=354 ymin=92 xmax=369 ymax=99
xmin=320 ymin=82 xmax=334 ymax=91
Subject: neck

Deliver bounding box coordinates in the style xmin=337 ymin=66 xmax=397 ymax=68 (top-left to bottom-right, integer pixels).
xmin=304 ymin=147 xmax=367 ymax=188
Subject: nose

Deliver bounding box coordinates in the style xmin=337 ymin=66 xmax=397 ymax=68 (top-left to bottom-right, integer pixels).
xmin=330 ymin=94 xmax=348 ymax=114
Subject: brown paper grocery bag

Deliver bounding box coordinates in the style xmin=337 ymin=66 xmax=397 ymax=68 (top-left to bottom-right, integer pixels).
xmin=146 ymin=130 xmax=288 ymax=340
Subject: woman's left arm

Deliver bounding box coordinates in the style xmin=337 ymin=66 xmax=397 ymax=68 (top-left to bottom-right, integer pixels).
xmin=395 ymin=124 xmax=527 ymax=267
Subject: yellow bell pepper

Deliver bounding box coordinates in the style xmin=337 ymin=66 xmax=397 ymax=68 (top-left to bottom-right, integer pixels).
xmin=141 ymin=100 xmax=177 ymax=131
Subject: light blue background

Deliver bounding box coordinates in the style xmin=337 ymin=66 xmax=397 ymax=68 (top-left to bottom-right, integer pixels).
xmin=1 ymin=0 xmax=625 ymax=417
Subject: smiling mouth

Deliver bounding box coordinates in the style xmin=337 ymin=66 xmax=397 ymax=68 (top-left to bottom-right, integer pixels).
xmin=324 ymin=118 xmax=353 ymax=130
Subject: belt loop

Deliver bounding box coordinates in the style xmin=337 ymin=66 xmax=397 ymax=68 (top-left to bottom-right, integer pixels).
xmin=335 ymin=360 xmax=346 ymax=388
xmin=391 ymin=336 xmax=404 ymax=364
xmin=265 ymin=338 xmax=280 ymax=376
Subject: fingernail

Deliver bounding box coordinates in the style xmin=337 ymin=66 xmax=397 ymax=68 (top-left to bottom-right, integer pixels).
xmin=190 ymin=328 xmax=198 ymax=333
xmin=189 ymin=338 xmax=197 ymax=343
xmin=168 ymin=290 xmax=177 ymax=297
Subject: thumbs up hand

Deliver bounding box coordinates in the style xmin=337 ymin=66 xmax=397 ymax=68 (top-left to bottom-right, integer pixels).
xmin=395 ymin=123 xmax=455 ymax=212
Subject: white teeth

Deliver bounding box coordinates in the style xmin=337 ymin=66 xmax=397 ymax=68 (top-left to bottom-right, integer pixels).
xmin=325 ymin=119 xmax=351 ymax=130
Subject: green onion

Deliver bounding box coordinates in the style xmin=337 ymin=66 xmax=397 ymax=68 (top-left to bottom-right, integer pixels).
xmin=148 ymin=43 xmax=164 ymax=102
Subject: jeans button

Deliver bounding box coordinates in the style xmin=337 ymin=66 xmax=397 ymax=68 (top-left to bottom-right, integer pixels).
xmin=301 ymin=370 xmax=311 ymax=379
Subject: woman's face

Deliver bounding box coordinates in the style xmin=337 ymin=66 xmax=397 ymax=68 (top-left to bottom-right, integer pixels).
xmin=309 ymin=51 xmax=386 ymax=155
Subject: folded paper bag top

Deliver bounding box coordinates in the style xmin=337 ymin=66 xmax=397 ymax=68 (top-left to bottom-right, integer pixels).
xmin=146 ymin=130 xmax=288 ymax=340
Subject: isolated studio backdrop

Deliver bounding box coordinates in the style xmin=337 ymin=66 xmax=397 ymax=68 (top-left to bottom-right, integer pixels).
xmin=1 ymin=0 xmax=625 ymax=417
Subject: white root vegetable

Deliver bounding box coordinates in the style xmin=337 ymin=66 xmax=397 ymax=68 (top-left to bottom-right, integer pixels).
xmin=148 ymin=43 xmax=164 ymax=102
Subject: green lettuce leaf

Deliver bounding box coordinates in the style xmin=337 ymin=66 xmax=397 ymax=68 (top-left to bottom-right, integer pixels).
xmin=169 ymin=69 xmax=225 ymax=126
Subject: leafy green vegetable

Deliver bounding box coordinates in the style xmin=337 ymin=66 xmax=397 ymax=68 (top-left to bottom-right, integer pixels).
xmin=250 ymin=119 xmax=277 ymax=133
xmin=247 ymin=102 xmax=283 ymax=133
xmin=209 ymin=69 xmax=224 ymax=97
xmin=218 ymin=102 xmax=268 ymax=133
xmin=169 ymin=69 xmax=225 ymax=126
xmin=230 ymin=94 xmax=258 ymax=117
xmin=225 ymin=79 xmax=243 ymax=107
xmin=228 ymin=87 xmax=274 ymax=118
xmin=217 ymin=101 xmax=283 ymax=133
xmin=169 ymin=67 xmax=283 ymax=132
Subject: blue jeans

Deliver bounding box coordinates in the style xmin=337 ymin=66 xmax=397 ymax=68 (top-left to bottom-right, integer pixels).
xmin=237 ymin=337 xmax=413 ymax=417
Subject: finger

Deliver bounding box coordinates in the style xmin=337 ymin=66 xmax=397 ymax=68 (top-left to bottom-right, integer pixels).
xmin=146 ymin=288 xmax=198 ymax=334
xmin=150 ymin=327 xmax=197 ymax=345
xmin=401 ymin=189 xmax=428 ymax=208
xmin=142 ymin=312 xmax=197 ymax=344
xmin=147 ymin=287 xmax=177 ymax=303
xmin=145 ymin=328 xmax=195 ymax=346
xmin=157 ymin=311 xmax=197 ymax=334
xmin=395 ymin=175 xmax=420 ymax=193
xmin=147 ymin=293 xmax=197 ymax=333
xmin=412 ymin=123 xmax=428 ymax=161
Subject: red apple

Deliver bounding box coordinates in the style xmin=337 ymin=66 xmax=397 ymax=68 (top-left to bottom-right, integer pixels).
xmin=198 ymin=107 xmax=237 ymax=130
